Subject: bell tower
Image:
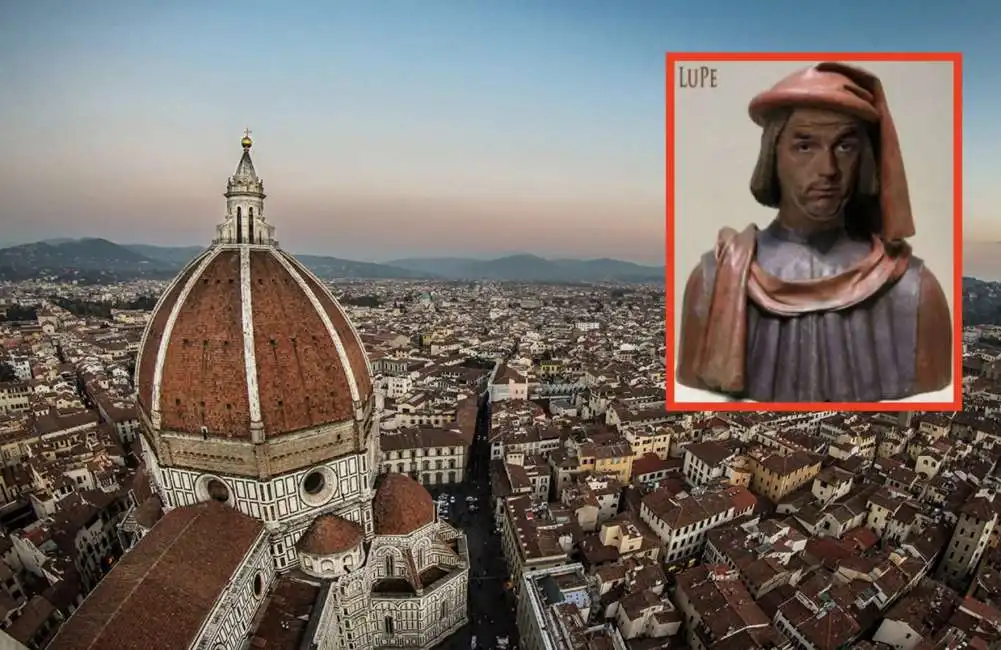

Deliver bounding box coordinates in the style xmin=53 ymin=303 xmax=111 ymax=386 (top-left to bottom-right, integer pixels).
xmin=215 ymin=129 xmax=277 ymax=246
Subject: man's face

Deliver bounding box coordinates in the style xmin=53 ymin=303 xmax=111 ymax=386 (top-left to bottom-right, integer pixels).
xmin=775 ymin=108 xmax=864 ymax=224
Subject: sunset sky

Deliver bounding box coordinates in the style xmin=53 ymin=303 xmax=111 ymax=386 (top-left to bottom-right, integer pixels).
xmin=2 ymin=1 xmax=1000 ymax=265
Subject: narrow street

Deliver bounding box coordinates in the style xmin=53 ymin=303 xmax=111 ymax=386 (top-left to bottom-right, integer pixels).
xmin=432 ymin=398 xmax=518 ymax=650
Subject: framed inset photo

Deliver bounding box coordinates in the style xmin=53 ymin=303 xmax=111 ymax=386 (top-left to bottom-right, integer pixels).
xmin=664 ymin=52 xmax=963 ymax=412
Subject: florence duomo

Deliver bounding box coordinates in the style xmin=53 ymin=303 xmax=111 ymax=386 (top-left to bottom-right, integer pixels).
xmin=7 ymin=3 xmax=1001 ymax=650
xmin=47 ymin=133 xmax=470 ymax=650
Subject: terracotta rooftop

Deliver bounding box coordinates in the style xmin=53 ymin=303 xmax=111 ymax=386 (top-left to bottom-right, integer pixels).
xmin=631 ymin=452 xmax=670 ymax=477
xmin=48 ymin=501 xmax=264 ymax=650
xmin=136 ymin=248 xmax=372 ymax=440
xmin=297 ymin=513 xmax=363 ymax=555
xmin=373 ymin=473 xmax=435 ymax=535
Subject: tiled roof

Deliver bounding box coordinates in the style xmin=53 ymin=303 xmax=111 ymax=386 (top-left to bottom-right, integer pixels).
xmin=136 ymin=248 xmax=371 ymax=440
xmin=297 ymin=513 xmax=363 ymax=555
xmin=48 ymin=501 xmax=264 ymax=650
xmin=373 ymin=473 xmax=434 ymax=535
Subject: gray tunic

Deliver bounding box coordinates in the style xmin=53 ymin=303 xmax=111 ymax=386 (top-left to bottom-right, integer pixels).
xmin=699 ymin=220 xmax=923 ymax=402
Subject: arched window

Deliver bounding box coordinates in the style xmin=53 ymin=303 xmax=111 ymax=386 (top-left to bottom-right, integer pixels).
xmin=417 ymin=549 xmax=425 ymax=567
xmin=384 ymin=616 xmax=394 ymax=634
xmin=248 ymin=206 xmax=254 ymax=242
xmin=441 ymin=600 xmax=447 ymax=620
xmin=385 ymin=555 xmax=394 ymax=576
xmin=235 ymin=206 xmax=243 ymax=244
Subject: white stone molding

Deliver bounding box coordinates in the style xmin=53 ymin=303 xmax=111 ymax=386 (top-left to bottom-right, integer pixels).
xmin=134 ymin=248 xmax=212 ymax=395
xmin=150 ymin=247 xmax=223 ymax=429
xmin=239 ymin=246 xmax=264 ymax=440
xmin=269 ymin=249 xmax=361 ymax=406
xmin=284 ymin=254 xmax=373 ymax=378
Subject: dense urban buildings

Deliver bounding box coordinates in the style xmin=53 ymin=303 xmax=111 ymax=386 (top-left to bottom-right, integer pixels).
xmin=0 ymin=136 xmax=470 ymax=650
xmin=2 ymin=138 xmax=1001 ymax=649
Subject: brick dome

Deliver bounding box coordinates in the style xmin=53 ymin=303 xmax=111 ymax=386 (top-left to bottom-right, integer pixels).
xmin=297 ymin=514 xmax=363 ymax=555
xmin=372 ymin=473 xmax=435 ymax=536
xmin=135 ymin=246 xmax=372 ymax=440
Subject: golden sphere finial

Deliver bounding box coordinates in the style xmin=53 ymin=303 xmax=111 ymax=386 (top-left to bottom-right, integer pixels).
xmin=241 ymin=127 xmax=253 ymax=150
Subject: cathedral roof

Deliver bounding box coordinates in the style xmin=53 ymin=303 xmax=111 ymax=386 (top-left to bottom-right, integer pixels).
xmin=297 ymin=513 xmax=363 ymax=556
xmin=233 ymin=148 xmax=258 ymax=182
xmin=136 ymin=246 xmax=372 ymax=439
xmin=134 ymin=133 xmax=372 ymax=442
xmin=372 ymin=473 xmax=435 ymax=536
xmin=132 ymin=132 xmax=374 ymax=477
xmin=48 ymin=501 xmax=263 ymax=650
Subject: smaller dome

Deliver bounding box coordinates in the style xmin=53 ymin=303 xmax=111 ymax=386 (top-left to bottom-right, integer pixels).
xmin=373 ymin=473 xmax=434 ymax=536
xmin=297 ymin=514 xmax=363 ymax=556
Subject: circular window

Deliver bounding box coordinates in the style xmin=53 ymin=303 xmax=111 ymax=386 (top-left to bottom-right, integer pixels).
xmin=253 ymin=572 xmax=264 ymax=598
xmin=207 ymin=479 xmax=229 ymax=503
xmin=303 ymin=472 xmax=325 ymax=495
xmin=195 ymin=475 xmax=233 ymax=505
xmin=299 ymin=466 xmax=338 ymax=507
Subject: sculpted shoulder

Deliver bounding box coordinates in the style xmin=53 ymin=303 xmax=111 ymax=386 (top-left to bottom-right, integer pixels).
xmin=912 ymin=259 xmax=953 ymax=393
xmin=675 ymin=251 xmax=716 ymax=387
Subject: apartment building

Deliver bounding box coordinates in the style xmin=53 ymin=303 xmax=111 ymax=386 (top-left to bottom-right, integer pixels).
xmin=639 ymin=485 xmax=756 ymax=566
xmin=937 ymin=494 xmax=997 ymax=588
xmin=748 ymin=450 xmax=822 ymax=504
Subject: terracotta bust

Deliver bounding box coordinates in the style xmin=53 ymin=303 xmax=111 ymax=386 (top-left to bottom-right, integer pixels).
xmin=676 ymin=62 xmax=952 ymax=402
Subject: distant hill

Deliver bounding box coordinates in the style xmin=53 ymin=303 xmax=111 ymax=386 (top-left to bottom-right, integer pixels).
xmin=121 ymin=244 xmax=431 ymax=279
xmin=294 ymin=255 xmax=432 ymax=280
xmin=124 ymin=244 xmax=206 ymax=267
xmin=0 ymin=239 xmax=662 ymax=283
xmin=0 ymin=239 xmax=432 ymax=281
xmin=0 ymin=238 xmax=176 ymax=281
xmin=387 ymin=254 xmax=664 ymax=283
xmin=963 ymin=276 xmax=1001 ymax=325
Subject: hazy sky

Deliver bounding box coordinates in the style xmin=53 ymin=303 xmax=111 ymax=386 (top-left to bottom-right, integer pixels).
xmin=2 ymin=1 xmax=1000 ymax=264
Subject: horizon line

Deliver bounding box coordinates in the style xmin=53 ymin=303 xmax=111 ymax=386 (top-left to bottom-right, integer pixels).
xmin=0 ymin=236 xmax=666 ymax=267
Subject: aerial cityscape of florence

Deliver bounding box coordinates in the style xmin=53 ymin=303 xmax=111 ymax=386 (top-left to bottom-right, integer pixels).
xmin=2 ymin=1 xmax=1001 ymax=649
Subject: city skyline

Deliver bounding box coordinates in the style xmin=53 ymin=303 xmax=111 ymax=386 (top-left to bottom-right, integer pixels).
xmin=3 ymin=1 xmax=1001 ymax=266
